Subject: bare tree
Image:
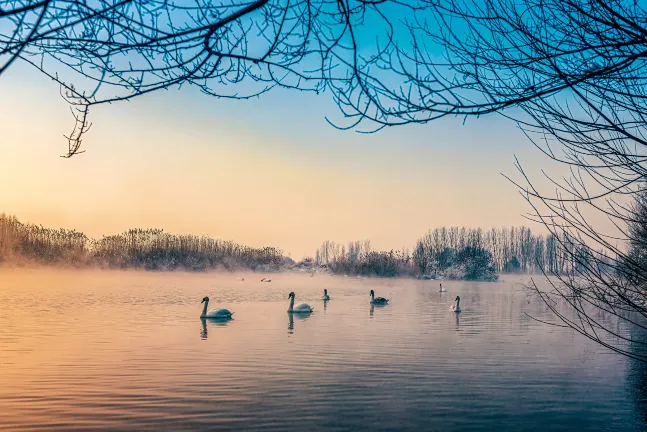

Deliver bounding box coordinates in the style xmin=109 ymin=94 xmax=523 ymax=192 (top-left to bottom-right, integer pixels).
xmin=1 ymin=0 xmax=434 ymax=156
xmin=301 ymin=0 xmax=647 ymax=359
xmin=377 ymin=0 xmax=647 ymax=361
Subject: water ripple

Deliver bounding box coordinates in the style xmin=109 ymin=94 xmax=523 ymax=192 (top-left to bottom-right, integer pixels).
xmin=0 ymin=270 xmax=644 ymax=431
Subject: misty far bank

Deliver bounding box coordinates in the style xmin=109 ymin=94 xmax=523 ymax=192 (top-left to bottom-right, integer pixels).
xmin=0 ymin=213 xmax=584 ymax=281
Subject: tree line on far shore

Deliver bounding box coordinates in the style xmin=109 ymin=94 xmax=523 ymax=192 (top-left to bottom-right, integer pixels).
xmin=0 ymin=214 xmax=284 ymax=271
xmin=313 ymin=227 xmax=599 ymax=280
xmin=1 ymin=212 xmax=598 ymax=281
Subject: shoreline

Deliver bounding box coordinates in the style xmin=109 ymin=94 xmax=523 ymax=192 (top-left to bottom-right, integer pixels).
xmin=0 ymin=261 xmax=527 ymax=282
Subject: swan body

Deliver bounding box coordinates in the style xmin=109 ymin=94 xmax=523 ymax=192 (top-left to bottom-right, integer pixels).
xmin=287 ymin=292 xmax=313 ymax=314
xmin=200 ymin=296 xmax=234 ymax=320
xmin=370 ymin=289 xmax=389 ymax=305
xmin=439 ymin=283 xmax=447 ymax=293
xmin=321 ymin=289 xmax=331 ymax=300
xmin=450 ymin=296 xmax=461 ymax=313
xmin=261 ymin=278 xmax=272 ymax=283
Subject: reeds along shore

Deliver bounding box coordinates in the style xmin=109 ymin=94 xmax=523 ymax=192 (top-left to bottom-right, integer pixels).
xmin=0 ymin=214 xmax=284 ymax=271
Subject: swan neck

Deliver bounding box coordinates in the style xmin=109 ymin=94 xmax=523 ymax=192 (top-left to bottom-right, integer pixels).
xmin=289 ymin=295 xmax=295 ymax=312
xmin=201 ymin=300 xmax=209 ymax=317
xmin=456 ymin=298 xmax=460 ymax=308
xmin=371 ymin=292 xmax=374 ymax=300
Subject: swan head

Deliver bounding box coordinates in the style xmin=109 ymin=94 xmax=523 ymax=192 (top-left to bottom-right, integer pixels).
xmin=455 ymin=296 xmax=460 ymax=302
xmin=324 ymin=289 xmax=328 ymax=295
xmin=201 ymin=296 xmax=209 ymax=303
xmin=288 ymin=292 xmax=295 ymax=299
xmin=370 ymin=290 xmax=375 ymax=296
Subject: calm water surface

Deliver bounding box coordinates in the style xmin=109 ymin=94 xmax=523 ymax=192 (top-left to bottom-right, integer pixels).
xmin=1 ymin=269 xmax=646 ymax=431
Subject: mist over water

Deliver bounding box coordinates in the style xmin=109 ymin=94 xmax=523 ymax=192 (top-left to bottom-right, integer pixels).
xmin=1 ymin=269 xmax=645 ymax=431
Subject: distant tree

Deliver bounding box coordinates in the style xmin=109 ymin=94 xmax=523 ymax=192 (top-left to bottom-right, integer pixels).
xmin=504 ymin=256 xmax=521 ymax=273
xmin=413 ymin=241 xmax=428 ymax=275
xmin=436 ymin=247 xmax=456 ymax=270
xmin=457 ymin=246 xmax=498 ymax=281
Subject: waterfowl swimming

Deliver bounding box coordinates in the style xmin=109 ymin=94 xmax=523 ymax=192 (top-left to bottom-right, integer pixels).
xmin=261 ymin=278 xmax=272 ymax=282
xmin=450 ymin=295 xmax=461 ymax=313
xmin=200 ymin=296 xmax=234 ymax=319
xmin=322 ymin=289 xmax=330 ymax=300
xmin=287 ymin=292 xmax=313 ymax=314
xmin=370 ymin=289 xmax=389 ymax=305
xmin=439 ymin=283 xmax=447 ymax=292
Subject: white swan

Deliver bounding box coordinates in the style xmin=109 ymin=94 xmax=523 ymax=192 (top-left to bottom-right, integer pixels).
xmin=449 ymin=295 xmax=461 ymax=313
xmin=200 ymin=296 xmax=234 ymax=319
xmin=322 ymin=289 xmax=331 ymax=300
xmin=439 ymin=283 xmax=447 ymax=292
xmin=370 ymin=289 xmax=389 ymax=305
xmin=287 ymin=292 xmax=313 ymax=314
xmin=261 ymin=278 xmax=272 ymax=283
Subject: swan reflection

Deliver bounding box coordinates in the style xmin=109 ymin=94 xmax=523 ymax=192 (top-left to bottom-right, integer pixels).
xmin=287 ymin=313 xmax=310 ymax=335
xmin=200 ymin=317 xmax=232 ymax=339
xmin=201 ymin=318 xmax=207 ymax=339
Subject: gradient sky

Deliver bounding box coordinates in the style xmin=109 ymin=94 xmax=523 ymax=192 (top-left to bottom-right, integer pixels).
xmin=0 ymin=62 xmax=567 ymax=258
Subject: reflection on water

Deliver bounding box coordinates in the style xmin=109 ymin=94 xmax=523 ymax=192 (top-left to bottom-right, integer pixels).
xmin=200 ymin=317 xmax=232 ymax=339
xmin=629 ymin=358 xmax=647 ymax=426
xmin=0 ymin=269 xmax=644 ymax=431
xmin=287 ymin=312 xmax=311 ymax=335
xmin=201 ymin=318 xmax=207 ymax=339
xmin=627 ymin=323 xmax=647 ymax=426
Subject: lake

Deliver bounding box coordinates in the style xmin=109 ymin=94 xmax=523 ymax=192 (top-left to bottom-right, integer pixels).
xmin=1 ymin=269 xmax=645 ymax=431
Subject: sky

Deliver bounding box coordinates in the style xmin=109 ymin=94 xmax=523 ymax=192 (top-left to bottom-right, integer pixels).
xmin=0 ymin=62 xmax=562 ymax=259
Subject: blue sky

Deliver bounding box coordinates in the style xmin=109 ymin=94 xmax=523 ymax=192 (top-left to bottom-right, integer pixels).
xmin=0 ymin=57 xmax=562 ymax=258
